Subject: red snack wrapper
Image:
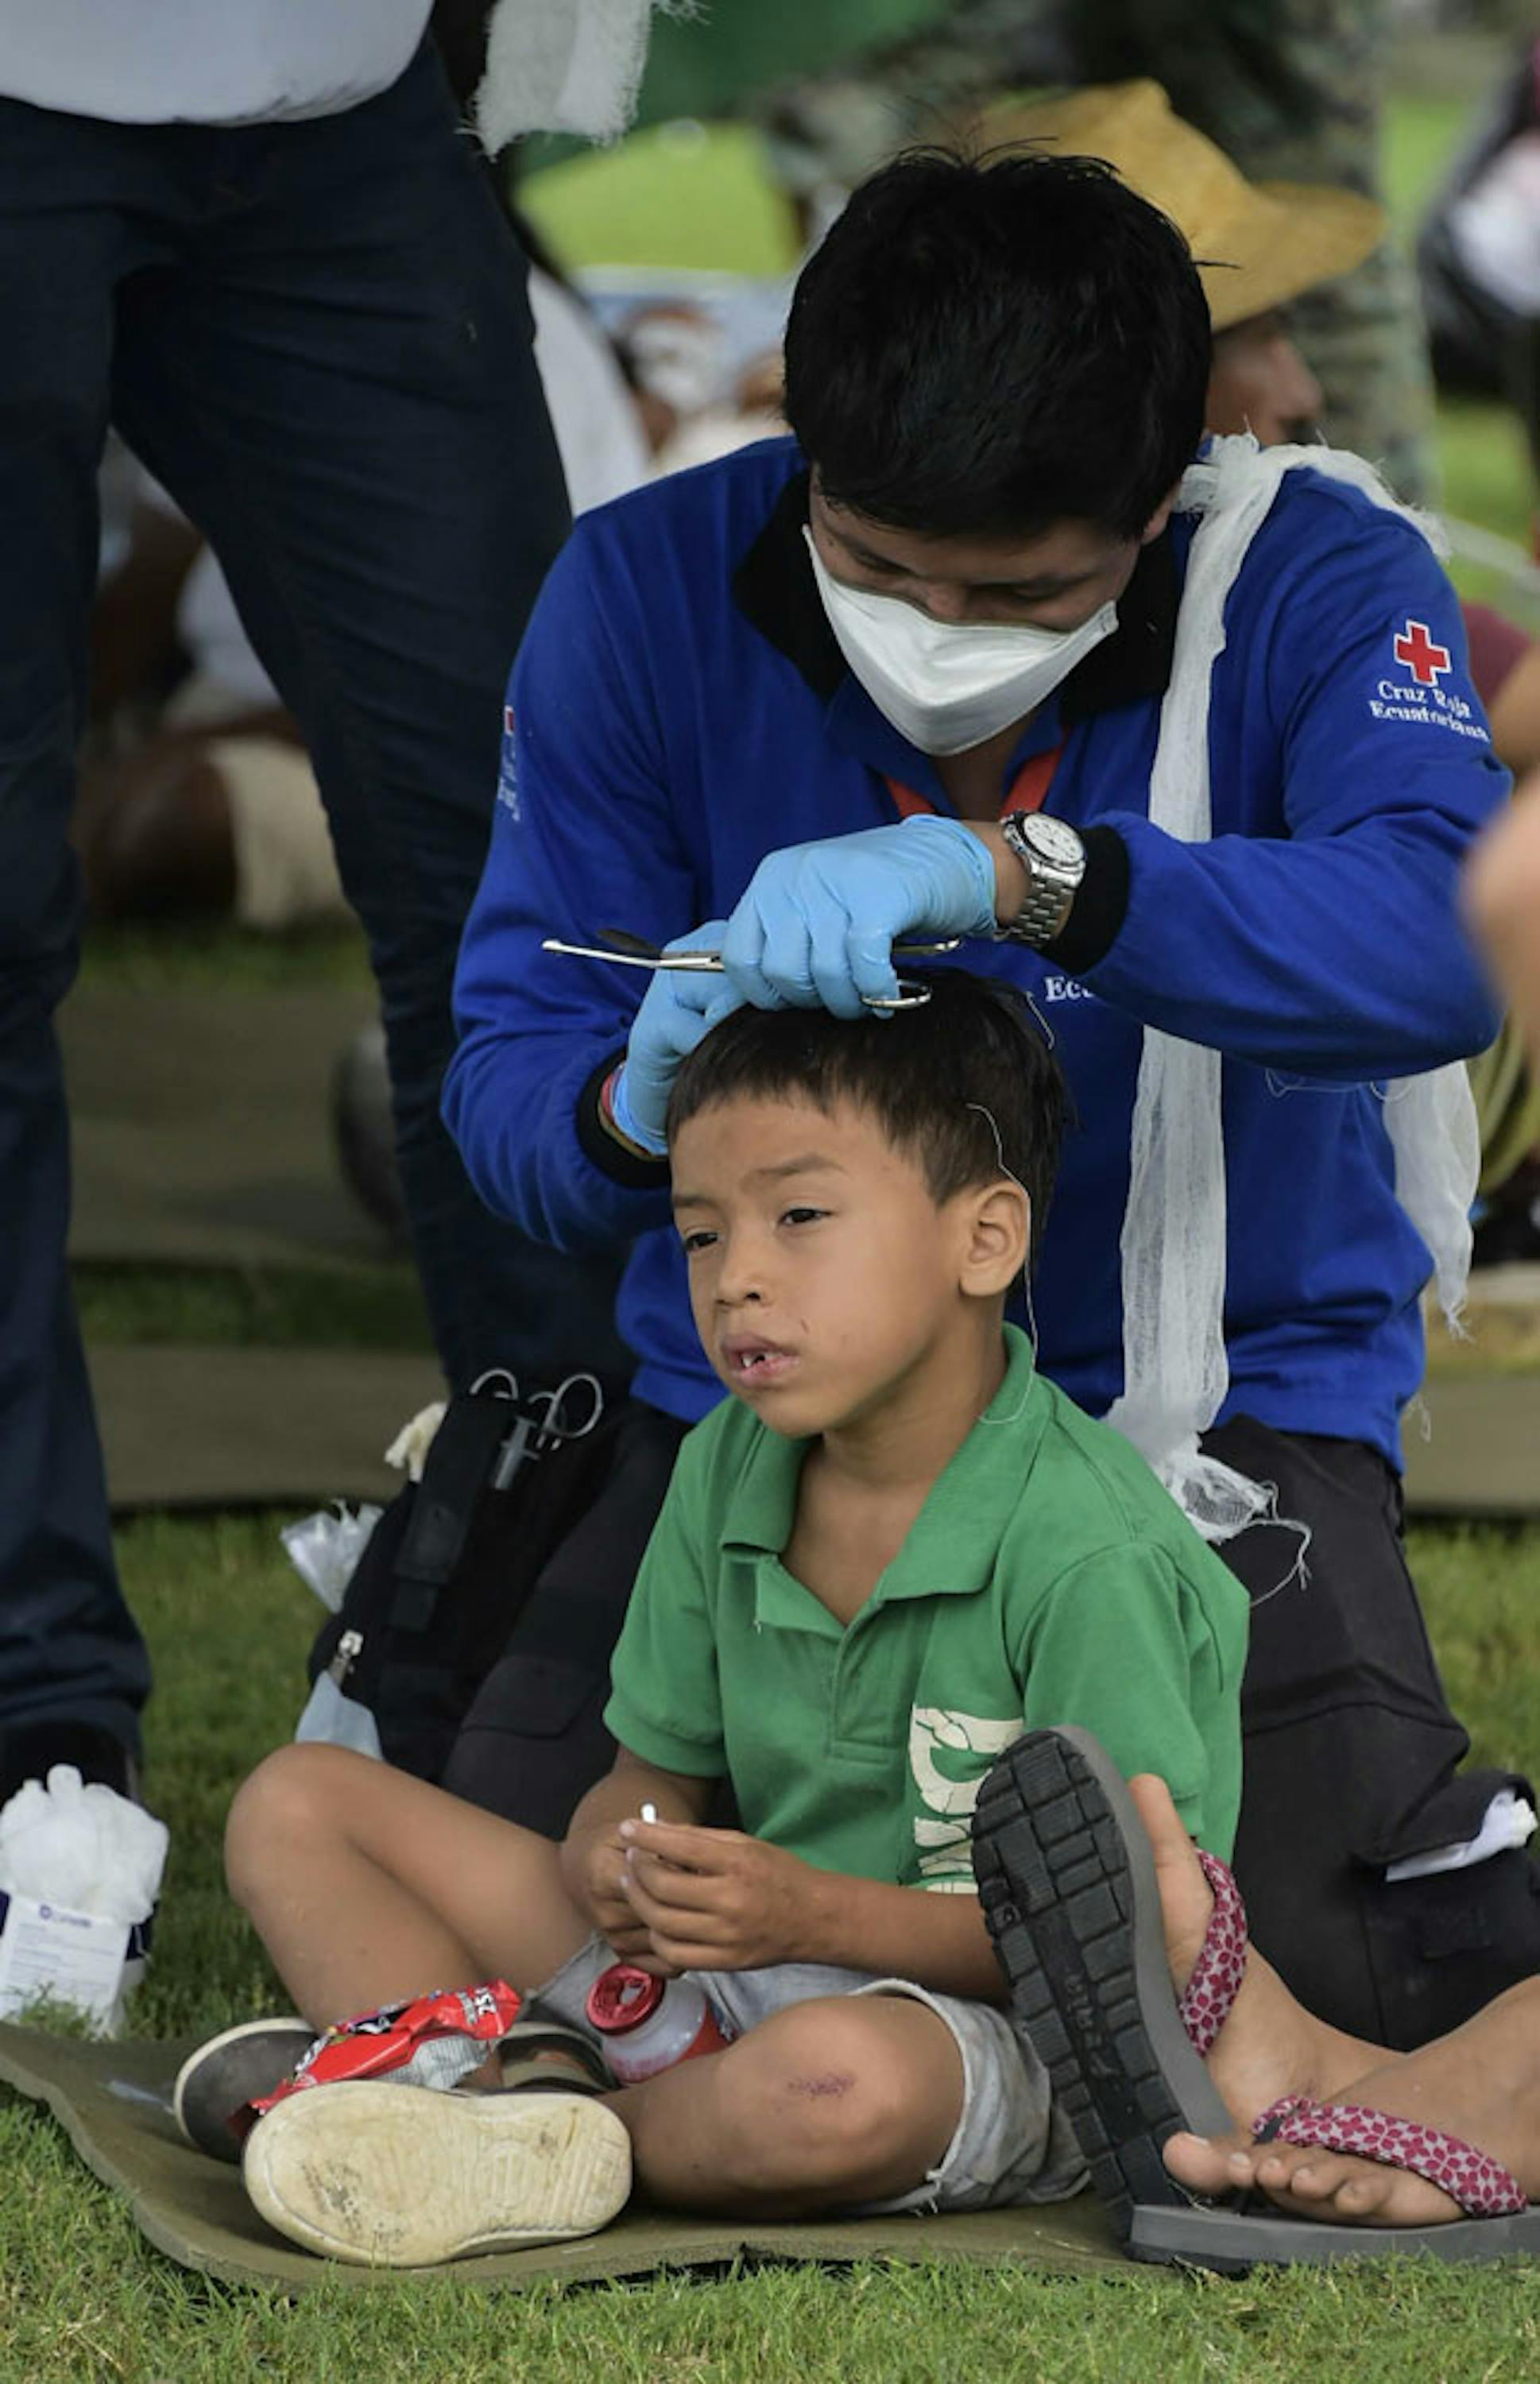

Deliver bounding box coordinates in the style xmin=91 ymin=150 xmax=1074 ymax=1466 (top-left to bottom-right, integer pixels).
xmin=232 ymin=1979 xmax=522 ymax=2143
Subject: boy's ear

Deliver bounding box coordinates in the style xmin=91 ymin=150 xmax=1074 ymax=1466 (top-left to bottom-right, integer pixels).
xmin=959 ymin=1179 xmax=1030 ymax=1297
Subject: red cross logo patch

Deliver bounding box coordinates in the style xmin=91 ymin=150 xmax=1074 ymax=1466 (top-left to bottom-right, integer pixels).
xmin=503 ymin=703 xmax=516 ymax=737
xmin=1393 ymin=619 xmax=1451 ymax=686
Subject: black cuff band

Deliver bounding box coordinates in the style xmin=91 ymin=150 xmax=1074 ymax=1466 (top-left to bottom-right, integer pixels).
xmin=576 ymin=1051 xmax=671 ymax=1188
xmin=1043 ymin=826 xmax=1129 ymax=975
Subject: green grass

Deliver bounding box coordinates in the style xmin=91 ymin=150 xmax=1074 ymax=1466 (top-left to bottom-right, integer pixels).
xmin=73 ymin=1261 xmax=431 ymax=1353
xmin=6 ymin=2181 xmax=1540 ymax=2384
xmin=521 ymin=119 xmax=801 ymax=276
xmin=4 ymin=1514 xmax=1539 ymax=2378
xmin=76 ymin=918 xmax=373 ymax=995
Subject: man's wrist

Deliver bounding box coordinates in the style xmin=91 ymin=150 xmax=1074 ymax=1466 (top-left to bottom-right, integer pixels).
xmin=602 ymin=1065 xmax=666 ymax=1159
xmin=977 ymin=822 xmax=1031 ymax=928
xmin=577 ymin=1052 xmax=671 ymax=1186
xmin=975 ymin=821 xmax=1130 ymax=971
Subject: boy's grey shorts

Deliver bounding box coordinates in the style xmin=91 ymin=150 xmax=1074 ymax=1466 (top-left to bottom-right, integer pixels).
xmin=535 ymin=1936 xmax=1087 ymax=2216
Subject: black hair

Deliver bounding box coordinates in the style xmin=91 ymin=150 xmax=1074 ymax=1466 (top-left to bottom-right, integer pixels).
xmin=665 ymin=969 xmax=1071 ymax=1260
xmin=782 ymin=148 xmax=1210 ymax=541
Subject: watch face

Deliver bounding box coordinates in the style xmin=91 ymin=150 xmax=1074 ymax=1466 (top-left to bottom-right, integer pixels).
xmin=1024 ymin=815 xmax=1082 ymax=869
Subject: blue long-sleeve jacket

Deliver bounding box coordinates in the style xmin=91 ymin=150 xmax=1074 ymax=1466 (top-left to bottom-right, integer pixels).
xmin=446 ymin=439 xmax=1507 ymax=1465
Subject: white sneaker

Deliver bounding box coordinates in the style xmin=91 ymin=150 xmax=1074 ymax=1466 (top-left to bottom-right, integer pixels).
xmin=242 ymin=2080 xmax=632 ymax=2266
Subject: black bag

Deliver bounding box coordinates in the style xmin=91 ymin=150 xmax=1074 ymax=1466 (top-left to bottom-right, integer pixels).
xmin=306 ymin=1370 xmax=625 ymax=1785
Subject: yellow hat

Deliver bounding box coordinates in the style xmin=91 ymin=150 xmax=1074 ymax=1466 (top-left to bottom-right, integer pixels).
xmin=973 ymin=79 xmax=1385 ymax=332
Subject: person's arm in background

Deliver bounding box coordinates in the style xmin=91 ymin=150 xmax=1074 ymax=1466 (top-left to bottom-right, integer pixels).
xmin=1465 ymin=769 xmax=1540 ymax=1065
xmin=1485 ymin=640 xmax=1540 ymax=779
xmin=443 ymin=513 xmax=704 ymax=1255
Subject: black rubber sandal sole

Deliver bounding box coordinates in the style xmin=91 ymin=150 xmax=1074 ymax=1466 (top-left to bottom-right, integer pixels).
xmin=970 ymin=1725 xmax=1236 ymax=2256
xmin=973 ymin=1727 xmax=1540 ymax=2271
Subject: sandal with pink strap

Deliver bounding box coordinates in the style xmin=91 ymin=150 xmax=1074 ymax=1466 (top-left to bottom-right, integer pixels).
xmin=972 ymin=1727 xmax=1540 ymax=2272
xmin=1137 ymin=2088 xmax=1540 ymax=2269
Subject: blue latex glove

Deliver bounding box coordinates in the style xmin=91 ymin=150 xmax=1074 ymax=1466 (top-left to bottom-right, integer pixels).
xmin=609 ymin=923 xmax=743 ymax=1156
xmin=718 ymin=818 xmax=997 ymax=1019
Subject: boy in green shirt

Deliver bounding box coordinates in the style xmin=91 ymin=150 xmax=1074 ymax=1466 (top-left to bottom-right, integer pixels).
xmin=208 ymin=969 xmax=1248 ymax=2266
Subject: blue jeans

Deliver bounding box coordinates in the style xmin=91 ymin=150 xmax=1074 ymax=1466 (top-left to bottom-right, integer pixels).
xmin=0 ymin=45 xmax=627 ymax=1755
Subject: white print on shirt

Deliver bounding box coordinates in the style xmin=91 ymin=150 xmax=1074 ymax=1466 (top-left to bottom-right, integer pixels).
xmin=497 ymin=704 xmax=520 ymax=819
xmin=1367 ymin=617 xmax=1488 ymax=741
xmin=909 ymin=1708 xmax=1022 ymax=1892
xmin=1366 ymin=680 xmax=1490 ymax=740
xmin=1039 ymin=974 xmax=1097 ymax=1004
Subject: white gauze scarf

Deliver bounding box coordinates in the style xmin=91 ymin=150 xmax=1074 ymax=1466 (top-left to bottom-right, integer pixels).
xmin=1101 ymin=433 xmax=1479 ymax=1542
xmin=474 ymin=0 xmax=695 ymax=149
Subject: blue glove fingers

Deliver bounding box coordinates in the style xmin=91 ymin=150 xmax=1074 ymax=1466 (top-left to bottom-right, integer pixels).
xmin=807 ymin=923 xmax=874 ymax=1020
xmin=844 ymin=926 xmax=903 ymax=1012
xmin=900 ymin=815 xmax=999 ymax=939
xmin=719 ymin=888 xmax=806 ymax=1012
xmin=703 ymin=981 xmax=746 ymax=1031
xmin=620 ymin=923 xmax=737 ymax=1149
xmin=660 ymin=920 xmax=729 ymax=961
xmin=759 ymin=904 xmax=826 ymax=1008
xmin=796 ymin=852 xmax=890 ymax=1017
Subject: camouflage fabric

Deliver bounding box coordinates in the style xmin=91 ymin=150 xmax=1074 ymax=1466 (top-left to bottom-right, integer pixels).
xmin=747 ymin=0 xmax=1436 ymax=501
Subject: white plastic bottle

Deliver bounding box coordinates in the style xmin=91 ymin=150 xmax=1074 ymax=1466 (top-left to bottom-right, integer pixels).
xmin=585 ymin=1962 xmax=735 ymax=2082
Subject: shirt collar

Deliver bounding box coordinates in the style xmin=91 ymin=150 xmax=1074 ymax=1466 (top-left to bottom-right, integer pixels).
xmin=720 ymin=1325 xmax=1049 ymax=1606
xmin=731 ymin=462 xmax=1179 ymax=725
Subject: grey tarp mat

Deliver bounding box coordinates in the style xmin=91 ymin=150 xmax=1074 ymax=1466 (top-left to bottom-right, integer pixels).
xmin=0 ymin=2026 xmax=1124 ymax=2292
xmin=86 ymin=1344 xmax=1540 ymax=1521
xmin=1403 ymin=1372 xmax=1540 ymax=1517
xmin=90 ymin=1345 xmax=440 ymax=1511
xmin=63 ymin=980 xmax=389 ymax=1270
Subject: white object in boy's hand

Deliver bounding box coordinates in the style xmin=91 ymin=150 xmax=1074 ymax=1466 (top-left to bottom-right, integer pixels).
xmin=0 ymin=1764 xmax=169 ymax=2031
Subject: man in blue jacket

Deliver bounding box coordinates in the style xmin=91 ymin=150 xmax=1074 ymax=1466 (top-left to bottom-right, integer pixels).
xmin=445 ymin=149 xmax=1538 ymax=2049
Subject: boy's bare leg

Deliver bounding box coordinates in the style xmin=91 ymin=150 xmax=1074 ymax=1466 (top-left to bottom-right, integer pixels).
xmin=611 ymin=1993 xmax=964 ymax=2217
xmin=225 ymin=1743 xmax=592 ymax=2025
xmin=1131 ymin=1774 xmax=1540 ymax=2224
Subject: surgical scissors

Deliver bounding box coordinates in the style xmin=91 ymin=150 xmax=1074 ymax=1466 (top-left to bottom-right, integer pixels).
xmin=540 ymin=927 xmax=962 ymax=1010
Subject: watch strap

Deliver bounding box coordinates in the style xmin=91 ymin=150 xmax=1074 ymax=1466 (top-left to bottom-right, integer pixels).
xmin=998 ymin=811 xmax=1086 ymax=948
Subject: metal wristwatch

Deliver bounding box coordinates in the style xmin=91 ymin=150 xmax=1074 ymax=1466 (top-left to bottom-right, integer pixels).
xmin=997 ymin=811 xmax=1087 ymax=947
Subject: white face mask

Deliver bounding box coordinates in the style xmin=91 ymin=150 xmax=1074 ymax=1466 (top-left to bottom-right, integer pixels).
xmin=803 ymin=525 xmax=1119 ymax=756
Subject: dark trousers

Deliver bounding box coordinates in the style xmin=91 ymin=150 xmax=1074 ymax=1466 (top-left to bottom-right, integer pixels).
xmin=0 ymin=45 xmax=626 ymax=1758
xmin=1210 ymin=1414 xmax=1540 ymax=2049
xmin=455 ymin=1399 xmax=1540 ymax=2054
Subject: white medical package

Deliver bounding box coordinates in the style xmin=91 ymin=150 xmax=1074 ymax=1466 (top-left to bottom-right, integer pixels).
xmin=0 ymin=1765 xmax=168 ymax=2031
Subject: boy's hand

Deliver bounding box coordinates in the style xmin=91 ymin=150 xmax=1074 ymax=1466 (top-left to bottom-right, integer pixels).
xmin=565 ymin=1826 xmax=664 ymax=1965
xmin=616 ymin=1817 xmax=823 ymax=1971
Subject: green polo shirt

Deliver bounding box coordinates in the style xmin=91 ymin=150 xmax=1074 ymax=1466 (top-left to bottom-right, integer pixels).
xmin=605 ymin=1326 xmax=1248 ymax=1884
